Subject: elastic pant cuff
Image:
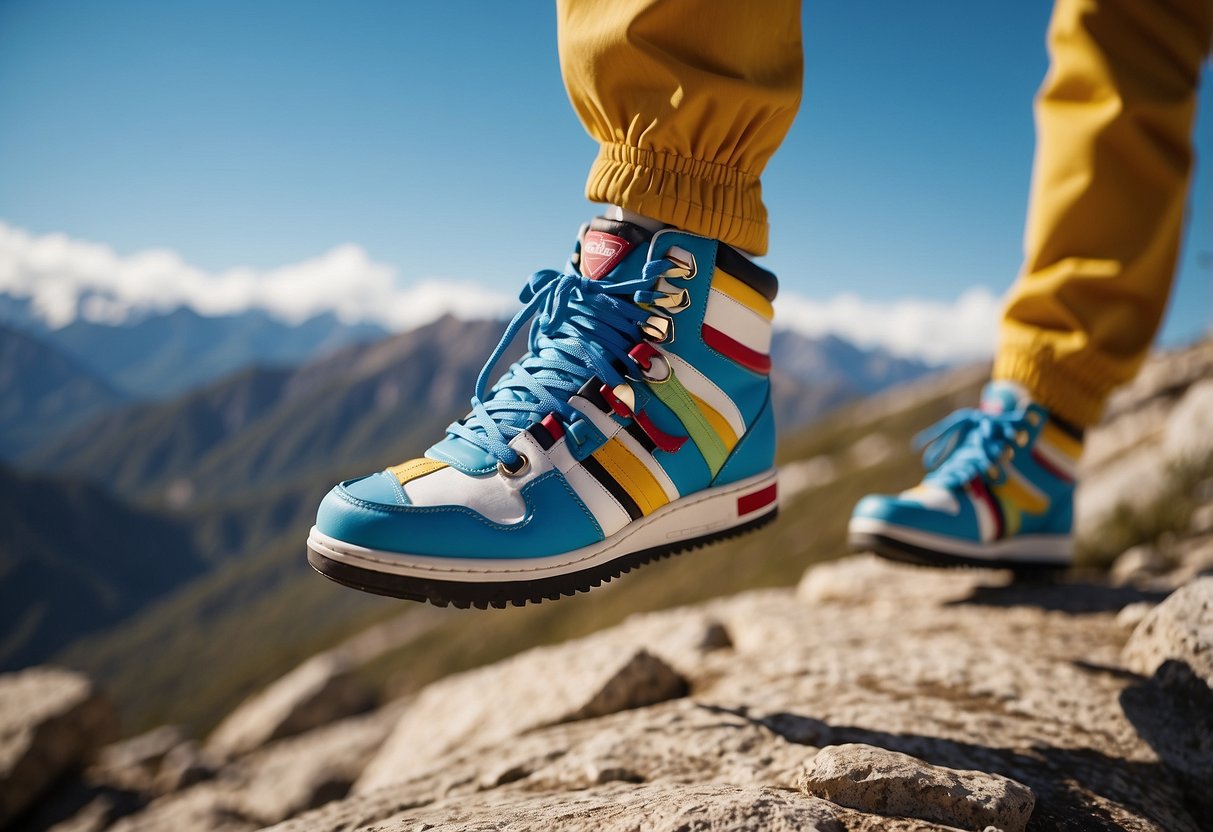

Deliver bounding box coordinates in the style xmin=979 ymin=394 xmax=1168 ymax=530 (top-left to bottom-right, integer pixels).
xmin=993 ymin=329 xmax=1139 ymax=427
xmin=586 ymin=142 xmax=769 ymax=255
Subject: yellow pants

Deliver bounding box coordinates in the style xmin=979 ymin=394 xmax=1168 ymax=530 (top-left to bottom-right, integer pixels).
xmin=557 ymin=0 xmax=1212 ymax=427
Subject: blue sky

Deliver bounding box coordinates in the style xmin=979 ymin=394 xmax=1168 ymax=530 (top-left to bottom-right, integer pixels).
xmin=0 ymin=0 xmax=1208 ymax=357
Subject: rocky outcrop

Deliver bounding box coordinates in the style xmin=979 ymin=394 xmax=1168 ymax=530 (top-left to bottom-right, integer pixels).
xmin=0 ymin=667 xmax=116 ymax=827
xmin=263 ymin=550 xmax=1213 ymax=832
xmin=205 ymin=653 xmax=373 ymax=760
xmin=798 ymin=743 xmax=1035 ymax=832
xmin=1122 ymin=576 xmax=1213 ymax=687
xmin=357 ymin=639 xmax=687 ymax=792
xmin=102 ymin=702 xmax=405 ymax=832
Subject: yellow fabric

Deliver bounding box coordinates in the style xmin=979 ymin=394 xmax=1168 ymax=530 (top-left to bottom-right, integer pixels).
xmin=995 ymin=473 xmax=1050 ymax=516
xmin=1039 ymin=421 xmax=1084 ymax=460
xmin=712 ymin=268 xmax=776 ymax=321
xmin=592 ymin=437 xmax=669 ymax=516
xmin=387 ymin=457 xmax=447 ymax=486
xmin=995 ymin=0 xmax=1213 ymax=427
xmin=556 ymin=0 xmax=802 ymax=255
xmin=689 ymin=390 xmax=739 ymax=451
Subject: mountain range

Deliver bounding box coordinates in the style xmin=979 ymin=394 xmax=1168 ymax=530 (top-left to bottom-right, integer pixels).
xmin=0 ymin=325 xmax=128 ymax=458
xmin=0 ymin=294 xmax=386 ymax=399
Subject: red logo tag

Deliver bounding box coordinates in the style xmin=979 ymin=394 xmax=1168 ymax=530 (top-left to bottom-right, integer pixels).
xmin=581 ymin=231 xmax=632 ymax=280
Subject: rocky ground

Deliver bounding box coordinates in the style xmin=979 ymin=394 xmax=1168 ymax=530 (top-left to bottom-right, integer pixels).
xmin=3 ymin=340 xmax=1212 ymax=832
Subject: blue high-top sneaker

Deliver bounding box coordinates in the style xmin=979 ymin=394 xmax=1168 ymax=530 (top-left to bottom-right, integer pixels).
xmin=848 ymin=381 xmax=1081 ymax=571
xmin=307 ymin=217 xmax=780 ymax=607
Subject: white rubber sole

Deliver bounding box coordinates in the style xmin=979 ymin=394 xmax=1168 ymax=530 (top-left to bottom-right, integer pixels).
xmin=307 ymin=469 xmax=779 ymax=606
xmin=848 ymin=516 xmax=1072 ymax=568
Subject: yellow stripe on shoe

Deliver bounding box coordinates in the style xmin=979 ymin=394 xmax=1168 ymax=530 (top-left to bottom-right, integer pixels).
xmin=591 ymin=438 xmax=670 ymax=516
xmin=994 ymin=468 xmax=1050 ymax=516
xmin=689 ymin=391 xmax=739 ymax=451
xmin=388 ymin=457 xmax=447 ymax=485
xmin=713 ymin=268 xmax=775 ymax=321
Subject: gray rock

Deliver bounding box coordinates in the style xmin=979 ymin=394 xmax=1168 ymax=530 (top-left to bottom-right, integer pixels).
xmin=1122 ymin=577 xmax=1213 ymax=688
xmin=0 ymin=666 xmax=116 ymax=827
xmin=154 ymin=740 xmax=218 ymax=794
xmin=206 ymin=653 xmax=373 ymax=759
xmin=357 ymin=641 xmax=686 ymax=792
xmin=796 ymin=554 xmax=1004 ymax=609
xmin=269 ymin=783 xmax=847 ymax=832
xmin=1115 ymin=601 xmax=1156 ymax=630
xmin=1162 ymin=379 xmax=1213 ymax=466
xmin=798 ymin=743 xmax=1034 ymax=832
xmin=1111 ymin=544 xmax=1169 ymax=584
xmin=105 ymin=785 xmax=259 ymax=832
xmin=103 ymin=704 xmax=402 ymax=832
xmin=223 ymin=700 xmax=404 ymax=825
xmin=96 ymin=725 xmax=185 ymax=774
xmin=92 ymin=725 xmax=186 ymax=793
xmin=584 ymin=607 xmax=732 ymax=681
xmin=1190 ymin=501 xmax=1213 ymax=536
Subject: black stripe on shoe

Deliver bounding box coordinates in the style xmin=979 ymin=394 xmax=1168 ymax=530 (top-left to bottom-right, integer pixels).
xmin=576 ymin=377 xmax=612 ymax=413
xmin=527 ymin=421 xmax=556 ymax=451
xmin=715 ymin=243 xmax=778 ymax=302
xmin=624 ymin=421 xmax=657 ymax=453
xmin=580 ymin=455 xmax=643 ymax=521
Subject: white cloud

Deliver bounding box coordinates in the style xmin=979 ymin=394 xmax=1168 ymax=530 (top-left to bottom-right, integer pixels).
xmin=775 ymin=287 xmax=1003 ymax=364
xmin=0 ymin=220 xmax=1002 ymax=363
xmin=0 ymin=221 xmax=515 ymax=331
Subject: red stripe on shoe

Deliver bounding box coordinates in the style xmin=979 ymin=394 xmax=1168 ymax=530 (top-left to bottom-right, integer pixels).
xmin=1032 ymin=448 xmax=1073 ymax=483
xmin=541 ymin=413 xmax=564 ymax=441
xmin=737 ymin=483 xmax=777 ymax=516
xmin=969 ymin=478 xmax=1003 ymax=540
xmin=702 ymin=324 xmax=771 ymax=374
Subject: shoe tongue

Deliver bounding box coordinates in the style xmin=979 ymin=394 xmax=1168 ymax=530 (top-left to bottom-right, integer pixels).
xmin=575 ymin=217 xmax=654 ymax=281
xmin=979 ymin=380 xmax=1031 ymax=415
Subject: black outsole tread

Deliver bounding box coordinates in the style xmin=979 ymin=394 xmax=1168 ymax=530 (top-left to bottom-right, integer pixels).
xmin=848 ymin=531 xmax=1070 ymax=576
xmin=309 ymin=508 xmax=778 ymax=609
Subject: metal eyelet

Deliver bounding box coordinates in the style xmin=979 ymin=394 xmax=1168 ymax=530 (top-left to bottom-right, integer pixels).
xmin=987 ymin=465 xmax=1001 ymax=480
xmin=498 ymin=453 xmax=530 ymax=478
xmin=630 ymin=352 xmax=671 ymax=384
xmin=1026 ymin=410 xmax=1042 ymax=426
xmin=663 ymin=249 xmax=697 ymax=280
xmin=652 ymin=287 xmax=690 ymax=312
xmin=1016 ymin=430 xmax=1030 ymax=447
xmin=640 ymin=314 xmax=674 ymax=343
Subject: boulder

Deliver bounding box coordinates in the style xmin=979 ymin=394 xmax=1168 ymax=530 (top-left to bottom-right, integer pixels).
xmin=223 ymin=700 xmax=404 ymax=825
xmin=206 ymin=653 xmax=372 ymax=759
xmin=357 ymin=640 xmax=686 ymax=792
xmin=798 ymin=743 xmax=1034 ymax=832
xmin=0 ymin=666 xmax=116 ymax=826
xmin=92 ymin=725 xmax=186 ymax=793
xmin=105 ymin=704 xmax=402 ymax=832
xmin=154 ymin=740 xmax=218 ymax=794
xmin=796 ymin=554 xmax=1003 ymax=609
xmin=1162 ymin=379 xmax=1213 ymax=465
xmin=105 ymin=785 xmax=258 ymax=832
xmin=1122 ymin=577 xmax=1213 ymax=688
xmin=1110 ymin=544 xmax=1169 ymax=584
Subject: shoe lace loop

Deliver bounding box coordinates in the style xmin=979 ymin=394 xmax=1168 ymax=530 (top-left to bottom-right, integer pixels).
xmin=914 ymin=406 xmax=1028 ymax=488
xmin=447 ymin=258 xmax=673 ymax=466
